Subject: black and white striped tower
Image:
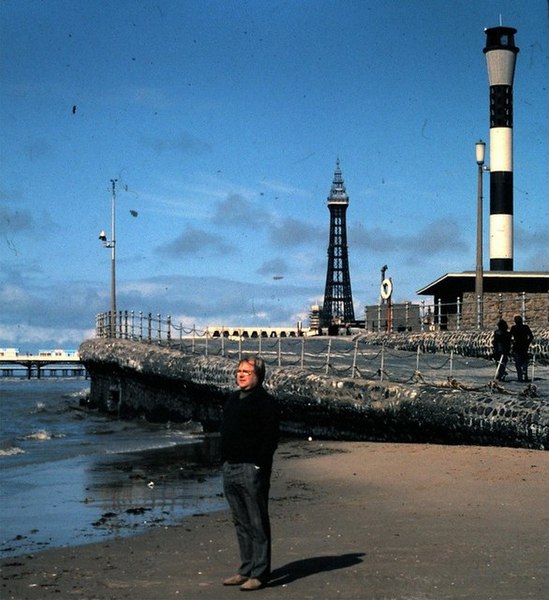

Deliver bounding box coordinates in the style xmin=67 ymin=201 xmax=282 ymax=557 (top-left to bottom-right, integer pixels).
xmin=483 ymin=26 xmax=519 ymax=271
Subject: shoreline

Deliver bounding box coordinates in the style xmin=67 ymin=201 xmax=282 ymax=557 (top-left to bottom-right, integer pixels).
xmin=0 ymin=435 xmax=225 ymax=559
xmin=1 ymin=439 xmax=548 ymax=599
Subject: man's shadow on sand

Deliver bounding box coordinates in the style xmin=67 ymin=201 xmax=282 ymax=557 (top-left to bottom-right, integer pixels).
xmin=268 ymin=552 xmax=366 ymax=587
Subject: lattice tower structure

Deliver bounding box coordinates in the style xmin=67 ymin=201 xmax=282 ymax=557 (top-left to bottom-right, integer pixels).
xmin=321 ymin=160 xmax=355 ymax=327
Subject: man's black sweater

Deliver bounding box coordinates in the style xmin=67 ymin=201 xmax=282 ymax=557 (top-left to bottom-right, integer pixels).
xmin=220 ymin=385 xmax=279 ymax=472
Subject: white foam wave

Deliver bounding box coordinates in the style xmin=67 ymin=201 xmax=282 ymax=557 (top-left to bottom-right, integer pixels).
xmin=105 ymin=439 xmax=186 ymax=455
xmin=64 ymin=388 xmax=91 ymax=399
xmin=0 ymin=446 xmax=25 ymax=457
xmin=18 ymin=429 xmax=68 ymax=441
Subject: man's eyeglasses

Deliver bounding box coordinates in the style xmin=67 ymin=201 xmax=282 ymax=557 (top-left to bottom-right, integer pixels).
xmin=236 ymin=369 xmax=254 ymax=375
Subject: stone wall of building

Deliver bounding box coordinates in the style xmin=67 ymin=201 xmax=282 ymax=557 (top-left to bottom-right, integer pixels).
xmin=458 ymin=292 xmax=547 ymax=330
xmin=79 ymin=337 xmax=548 ymax=450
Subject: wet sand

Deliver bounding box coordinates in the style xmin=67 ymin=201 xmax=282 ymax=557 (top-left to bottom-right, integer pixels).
xmin=1 ymin=439 xmax=548 ymax=600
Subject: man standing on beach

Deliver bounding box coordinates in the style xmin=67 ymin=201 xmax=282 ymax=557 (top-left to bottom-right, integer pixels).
xmin=220 ymin=356 xmax=279 ymax=591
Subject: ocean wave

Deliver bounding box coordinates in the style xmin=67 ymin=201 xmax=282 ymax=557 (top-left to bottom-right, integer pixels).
xmin=105 ymin=439 xmax=188 ymax=455
xmin=19 ymin=430 xmax=66 ymax=441
xmin=166 ymin=420 xmax=204 ymax=434
xmin=0 ymin=446 xmax=25 ymax=457
xmin=63 ymin=388 xmax=90 ymax=399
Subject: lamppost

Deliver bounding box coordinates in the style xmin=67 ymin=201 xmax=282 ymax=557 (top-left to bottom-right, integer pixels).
xmin=99 ymin=179 xmax=117 ymax=337
xmin=475 ymin=140 xmax=486 ymax=329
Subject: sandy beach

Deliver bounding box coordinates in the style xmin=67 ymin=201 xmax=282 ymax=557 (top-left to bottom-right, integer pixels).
xmin=1 ymin=439 xmax=547 ymax=600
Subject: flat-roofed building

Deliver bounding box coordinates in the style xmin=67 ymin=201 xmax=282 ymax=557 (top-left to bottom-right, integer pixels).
xmin=417 ymin=271 xmax=548 ymax=330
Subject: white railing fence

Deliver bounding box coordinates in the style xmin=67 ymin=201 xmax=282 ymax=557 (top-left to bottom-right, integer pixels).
xmin=95 ymin=310 xmax=547 ymax=388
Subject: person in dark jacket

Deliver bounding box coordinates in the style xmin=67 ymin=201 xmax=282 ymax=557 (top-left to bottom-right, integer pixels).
xmin=493 ymin=319 xmax=511 ymax=381
xmin=510 ymin=315 xmax=534 ymax=382
xmin=220 ymin=356 xmax=279 ymax=591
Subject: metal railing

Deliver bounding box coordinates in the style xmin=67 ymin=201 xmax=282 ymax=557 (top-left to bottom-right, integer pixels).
xmin=95 ymin=311 xmax=547 ymax=390
xmin=96 ymin=310 xmax=201 ymax=344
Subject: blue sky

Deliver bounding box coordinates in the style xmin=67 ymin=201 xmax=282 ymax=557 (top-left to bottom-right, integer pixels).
xmin=1 ymin=0 xmax=547 ymax=351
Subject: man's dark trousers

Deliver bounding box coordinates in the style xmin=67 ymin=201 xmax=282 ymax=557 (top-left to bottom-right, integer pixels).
xmin=222 ymin=462 xmax=271 ymax=583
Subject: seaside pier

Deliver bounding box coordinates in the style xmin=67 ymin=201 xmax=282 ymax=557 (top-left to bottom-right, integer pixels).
xmin=0 ymin=348 xmax=87 ymax=379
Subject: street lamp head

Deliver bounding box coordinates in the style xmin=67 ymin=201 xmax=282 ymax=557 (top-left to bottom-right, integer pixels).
xmin=98 ymin=230 xmax=107 ymax=242
xmin=475 ymin=140 xmax=486 ymax=165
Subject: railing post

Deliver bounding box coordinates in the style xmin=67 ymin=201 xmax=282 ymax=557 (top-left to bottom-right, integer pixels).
xmin=300 ymin=336 xmax=305 ymax=368
xmin=205 ymin=331 xmax=208 ymax=357
xmin=131 ymin=311 xmax=135 ymax=339
xmin=139 ymin=311 xmax=143 ymax=341
xmin=521 ymin=291 xmax=526 ymax=321
xmin=325 ymin=338 xmax=332 ymax=375
xmin=238 ymin=331 xmax=242 ymax=361
xmin=351 ymin=337 xmax=358 ymax=378
xmin=380 ymin=342 xmax=385 ymax=381
xmin=147 ymin=313 xmax=152 ymax=343
xmin=124 ymin=310 xmax=129 ymax=339
xmin=167 ymin=315 xmax=171 ymax=345
xmin=449 ymin=349 xmax=454 ymax=379
xmin=278 ymin=337 xmax=281 ymax=367
xmin=192 ymin=324 xmax=196 ymax=354
xmin=221 ymin=328 xmax=225 ymax=357
xmin=420 ymin=301 xmax=425 ymax=332
xmin=157 ymin=314 xmax=161 ymax=343
xmin=456 ymin=297 xmax=461 ymax=331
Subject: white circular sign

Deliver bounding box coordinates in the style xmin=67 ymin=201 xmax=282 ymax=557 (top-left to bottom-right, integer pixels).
xmin=380 ymin=278 xmax=393 ymax=300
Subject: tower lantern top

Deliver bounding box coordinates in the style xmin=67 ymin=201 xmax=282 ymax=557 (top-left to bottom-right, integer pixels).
xmin=483 ymin=26 xmax=519 ymax=54
xmin=327 ymin=159 xmax=349 ymax=206
xmin=483 ymin=26 xmax=519 ymax=87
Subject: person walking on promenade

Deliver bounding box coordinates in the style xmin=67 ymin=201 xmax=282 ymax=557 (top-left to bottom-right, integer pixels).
xmin=220 ymin=356 xmax=280 ymax=591
xmin=493 ymin=319 xmax=512 ymax=381
xmin=510 ymin=315 xmax=534 ymax=382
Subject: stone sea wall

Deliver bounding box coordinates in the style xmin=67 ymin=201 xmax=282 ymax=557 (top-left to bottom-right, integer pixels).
xmin=79 ymin=336 xmax=548 ymax=450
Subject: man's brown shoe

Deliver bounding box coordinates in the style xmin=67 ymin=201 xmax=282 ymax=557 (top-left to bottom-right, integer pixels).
xmin=240 ymin=578 xmax=264 ymax=591
xmin=223 ymin=574 xmax=249 ymax=586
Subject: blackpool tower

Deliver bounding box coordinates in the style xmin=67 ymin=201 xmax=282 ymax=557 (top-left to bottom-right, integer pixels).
xmin=321 ymin=159 xmax=355 ymax=327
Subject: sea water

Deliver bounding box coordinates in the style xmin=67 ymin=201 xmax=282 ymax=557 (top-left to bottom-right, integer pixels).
xmin=0 ymin=378 xmax=224 ymax=558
